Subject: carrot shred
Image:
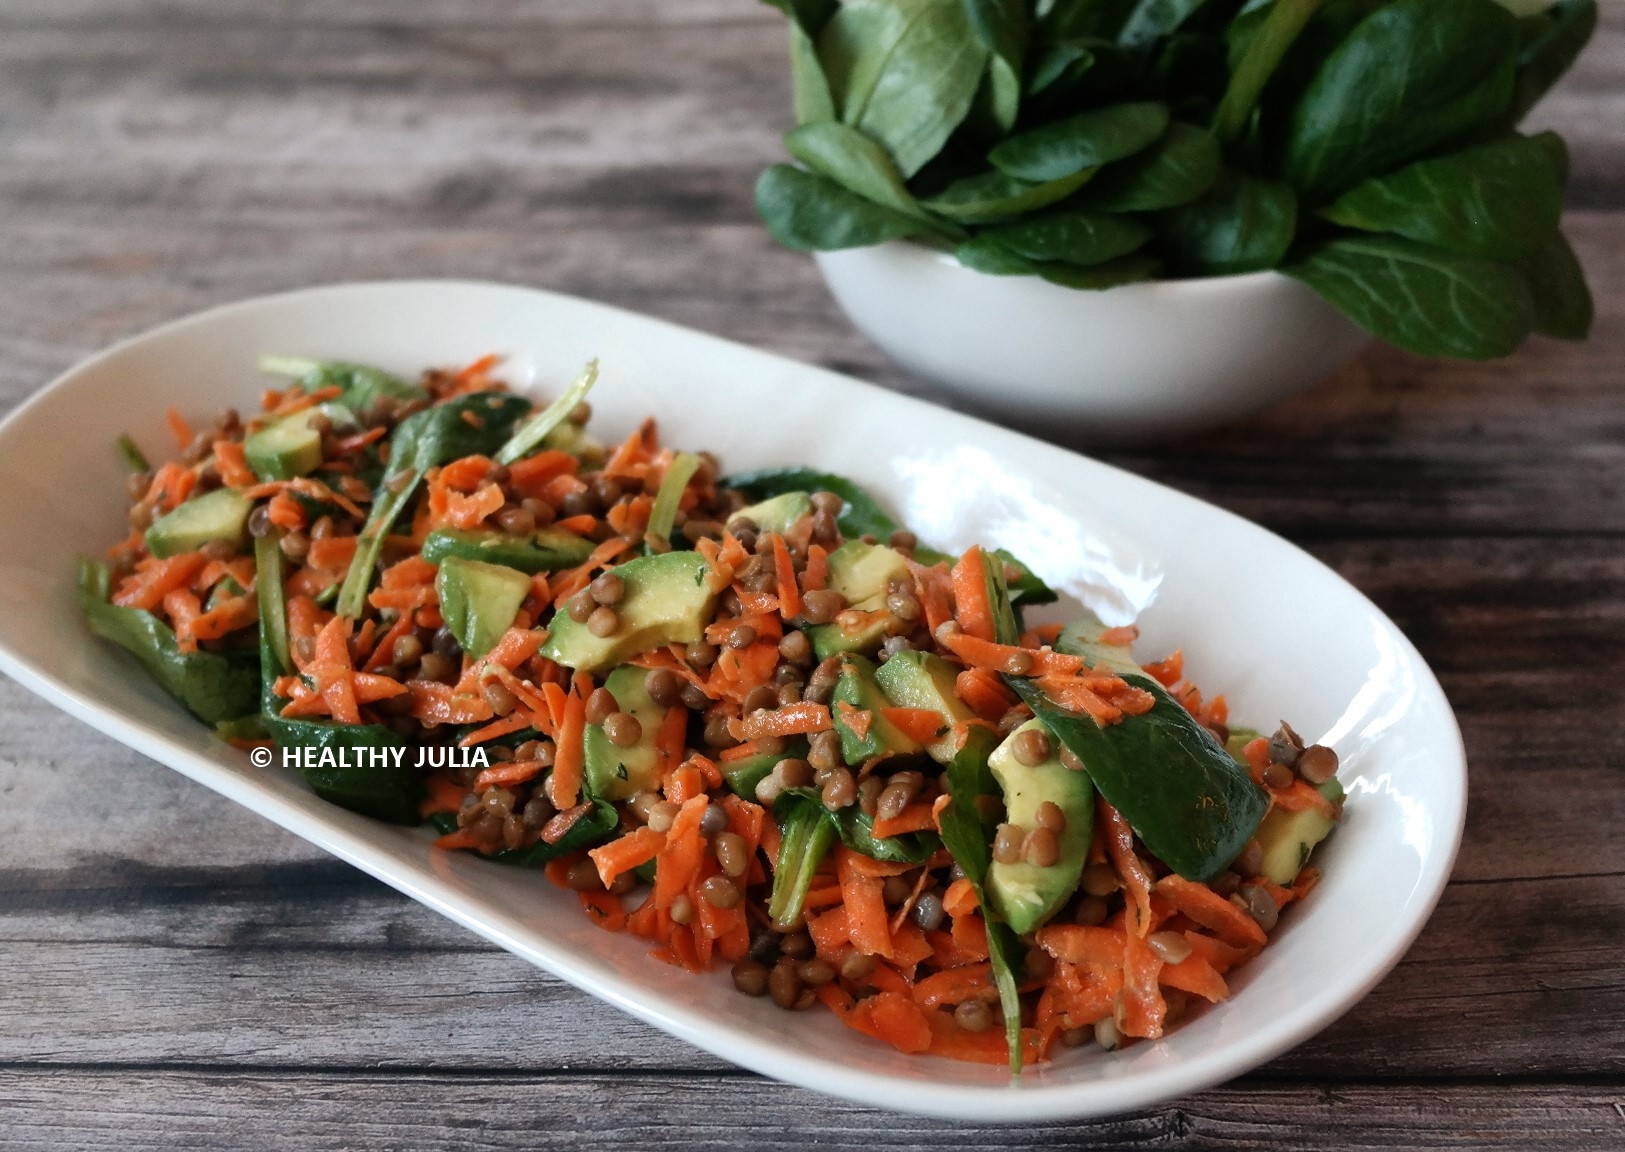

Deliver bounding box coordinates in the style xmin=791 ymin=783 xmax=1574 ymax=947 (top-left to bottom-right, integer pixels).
xmin=833 ymin=700 xmax=871 ymax=741
xmin=836 ymin=847 xmax=894 ymax=959
xmin=869 ymin=801 xmax=938 ymax=841
xmin=589 ymin=825 xmax=667 ymax=889
xmin=939 ymin=631 xmax=1086 ymax=677
xmin=1159 ymin=952 xmax=1230 ymax=1003
xmin=802 ymin=543 xmax=828 ymax=592
xmin=547 ymin=688 xmax=587 ymax=810
xmin=769 ymin=533 xmax=803 ymax=620
xmin=953 ymin=667 xmax=1016 ymax=723
xmin=912 ymin=964 xmax=993 ymax=1009
xmin=165 ymin=407 xmax=195 ymax=450
xmin=113 ymin=552 xmax=206 ymax=611
xmin=728 ymin=701 xmax=832 ymax=741
xmin=1098 ymin=797 xmax=1155 ymax=937
xmin=941 ymin=877 xmax=979 ymax=920
xmin=950 ymin=546 xmax=995 ymax=642
xmin=472 ymin=758 xmax=550 ymax=791
xmin=1156 ymin=874 xmax=1268 ymax=949
xmin=879 ymin=707 xmax=946 ymax=746
xmin=213 ymin=439 xmax=256 ymax=487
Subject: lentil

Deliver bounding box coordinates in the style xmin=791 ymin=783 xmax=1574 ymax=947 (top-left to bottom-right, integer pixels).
xmin=585 ymin=687 xmax=618 ymax=726
xmin=1024 ymin=827 xmax=1060 ymax=867
xmin=1297 ymin=743 xmax=1339 ymax=784
xmin=1012 ymin=726 xmax=1051 ymax=766
xmin=1147 ymin=931 xmax=1194 ymax=965
xmin=954 ymin=999 xmax=993 ymax=1033
xmin=992 ymin=823 xmax=1025 ymax=864
xmin=700 ymin=874 xmax=742 ymax=909
xmin=768 ymin=962 xmax=803 ymax=1010
xmin=714 ymin=831 xmax=749 ymax=877
xmin=586 ymin=605 xmax=620 ymax=637
xmin=589 ymin=571 xmax=625 ymax=605
xmin=731 ymin=959 xmax=770 ymax=997
xmin=645 ymin=668 xmax=683 ymax=708
xmin=603 ymin=711 xmax=642 ymax=747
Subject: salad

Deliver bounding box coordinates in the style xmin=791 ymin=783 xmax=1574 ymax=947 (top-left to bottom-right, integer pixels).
xmin=82 ymin=355 xmax=1345 ymax=1070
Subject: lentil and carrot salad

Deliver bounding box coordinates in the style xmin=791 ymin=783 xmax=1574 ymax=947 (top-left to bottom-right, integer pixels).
xmin=82 ymin=355 xmax=1346 ymax=1070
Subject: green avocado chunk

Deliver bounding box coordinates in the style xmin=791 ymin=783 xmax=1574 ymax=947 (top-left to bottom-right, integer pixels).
xmin=1256 ymin=777 xmax=1345 ymax=885
xmin=145 ymin=488 xmax=253 ymax=559
xmin=873 ymin=649 xmax=974 ymax=764
xmin=985 ymin=717 xmax=1095 ymax=935
xmin=435 ymin=555 xmax=531 ymax=659
xmin=807 ymin=540 xmax=911 ymax=659
xmin=539 ymin=550 xmax=716 ymax=673
xmin=728 ymin=491 xmax=811 ymax=535
xmin=421 ymin=527 xmax=596 ymax=573
xmin=583 ymin=666 xmax=669 ymax=801
xmin=831 ymin=653 xmax=923 ymax=765
xmin=723 ymin=737 xmax=811 ymax=801
xmin=242 ymin=403 xmax=356 ymax=481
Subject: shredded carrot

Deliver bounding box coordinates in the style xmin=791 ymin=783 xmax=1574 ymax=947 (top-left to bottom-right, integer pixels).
xmin=1156 ymin=874 xmax=1267 ymax=949
xmin=802 ymin=543 xmax=828 ymax=593
xmin=954 ymin=667 xmax=1016 ymax=723
xmin=950 ymin=546 xmax=995 ymax=642
xmin=836 ymin=847 xmax=894 ymax=959
xmin=213 ymin=439 xmax=256 ymax=487
xmin=473 ymin=758 xmax=550 ymax=791
xmin=869 ymin=800 xmax=937 ymax=841
xmin=769 ymin=533 xmax=803 ymax=620
xmin=1099 ymin=798 xmax=1154 ymax=937
xmin=589 ymin=825 xmax=667 ymax=889
xmin=728 ymin=701 xmax=832 ymax=741
xmin=833 ymin=700 xmax=871 ymax=741
xmin=547 ymin=688 xmax=587 ymax=810
xmin=165 ymin=407 xmax=195 ymax=450
xmin=267 ymin=490 xmax=306 ymax=531
xmin=879 ymin=707 xmax=946 ymax=746
xmin=113 ymin=552 xmax=206 ymax=611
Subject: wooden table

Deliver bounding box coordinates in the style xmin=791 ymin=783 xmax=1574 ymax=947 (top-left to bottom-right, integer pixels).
xmin=1 ymin=3 xmax=1621 ymax=1147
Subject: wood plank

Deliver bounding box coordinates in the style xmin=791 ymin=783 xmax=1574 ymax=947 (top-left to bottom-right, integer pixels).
xmin=0 ymin=1069 xmax=1622 ymax=1151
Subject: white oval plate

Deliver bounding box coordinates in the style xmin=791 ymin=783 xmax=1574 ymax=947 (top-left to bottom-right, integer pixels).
xmin=0 ymin=281 xmax=1464 ymax=1122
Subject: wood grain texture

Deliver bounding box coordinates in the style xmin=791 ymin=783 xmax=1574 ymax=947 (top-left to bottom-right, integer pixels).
xmin=0 ymin=0 xmax=1622 ymax=1145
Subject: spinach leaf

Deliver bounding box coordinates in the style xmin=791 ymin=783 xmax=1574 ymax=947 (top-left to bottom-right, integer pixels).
xmin=1025 ymin=40 xmax=1095 ymax=96
xmin=768 ymin=791 xmax=839 ymax=929
xmin=258 ymin=357 xmax=426 ymax=413
xmin=963 ymin=0 xmax=1028 ymax=131
xmin=1520 ymin=229 xmax=1594 ymax=340
xmin=645 ymin=451 xmax=702 ymax=550
xmin=822 ymin=0 xmax=990 ymax=178
xmin=495 ymin=359 xmax=599 ymax=466
xmin=973 ymin=208 xmax=1153 ymax=266
xmin=723 ymin=466 xmax=1058 ymax=606
xmin=1041 ymin=0 xmax=1139 ymax=41
xmin=1213 ymin=0 xmax=1324 ymax=145
xmin=1118 ymin=0 xmax=1210 ymax=47
xmin=255 ymin=531 xmax=291 ymax=677
xmin=1321 ymin=133 xmax=1564 ymax=261
xmin=1034 ymin=251 xmax=1162 ymax=288
xmin=78 ymin=559 xmax=260 ymax=725
xmin=760 ymin=0 xmax=838 ymax=34
xmin=1509 ymin=0 xmax=1596 ymax=122
xmin=336 ymin=391 xmax=532 ymax=618
xmin=779 ymin=787 xmax=943 ymax=864
xmin=936 ymin=723 xmax=1025 ymax=1072
xmin=981 ymin=549 xmax=1021 ymax=646
xmin=920 ymin=168 xmax=1096 ymax=223
xmin=989 ymin=101 xmax=1170 ymax=181
xmin=791 ymin=23 xmax=839 ymax=124
xmin=1076 ymin=121 xmax=1221 ymax=211
xmin=755 ymin=164 xmax=934 ymax=251
xmin=1156 ymin=168 xmax=1297 ymax=275
xmin=117 ymin=434 xmax=150 ymax=473
xmin=785 ymin=122 xmax=959 ymax=238
xmin=1286 ymin=234 xmax=1535 ymax=359
xmin=1282 ymin=0 xmax=1520 ymax=201
xmin=1011 ymin=622 xmax=1267 ymax=881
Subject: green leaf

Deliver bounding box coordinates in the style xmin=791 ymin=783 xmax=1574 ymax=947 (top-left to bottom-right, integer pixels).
xmin=1283 ymin=0 xmax=1520 ymax=201
xmin=761 ymin=0 xmax=838 ymax=34
xmin=1076 ymin=121 xmax=1221 ymax=211
xmin=768 ymin=791 xmax=840 ymax=929
xmin=1157 ymin=169 xmax=1297 ymax=275
xmin=980 ymin=550 xmax=1020 ymax=646
xmin=117 ymin=434 xmax=150 ymax=473
xmin=784 ymin=121 xmax=944 ymax=227
xmin=255 ymin=531 xmax=291 ymax=677
xmin=1520 ymin=229 xmax=1593 ymax=340
xmin=1118 ymin=0 xmax=1209 ymax=47
xmin=790 ymin=23 xmax=838 ymax=124
xmin=989 ymin=101 xmax=1170 ymax=182
xmin=336 ymin=391 xmax=533 ymax=618
xmin=1037 ymin=252 xmax=1162 ymax=289
xmin=976 ymin=208 xmax=1153 ymax=266
xmin=1286 ymin=234 xmax=1535 ymax=359
xmin=646 ymin=451 xmax=702 ymax=549
xmin=78 ymin=559 xmax=260 ymax=725
xmin=1320 ymin=133 xmax=1565 ymax=261
xmin=495 ymin=360 xmax=599 ymax=467
xmin=1509 ymin=0 xmax=1596 ymax=122
xmin=755 ymin=164 xmax=931 ymax=251
xmin=258 ymin=357 xmax=426 ymax=414
xmin=920 ymin=167 xmax=1096 ymax=223
xmin=936 ymin=723 xmax=1025 ymax=1072
xmin=1025 ymin=41 xmax=1094 ymax=96
xmin=1009 ymin=644 xmax=1268 ymax=882
xmin=1213 ymin=0 xmax=1325 ymax=145
xmin=821 ymin=0 xmax=990 ymax=178
xmin=963 ymin=0 xmax=1026 ymax=132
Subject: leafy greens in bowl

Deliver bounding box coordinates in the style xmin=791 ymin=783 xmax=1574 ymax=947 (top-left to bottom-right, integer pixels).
xmin=756 ymin=0 xmax=1595 ymax=361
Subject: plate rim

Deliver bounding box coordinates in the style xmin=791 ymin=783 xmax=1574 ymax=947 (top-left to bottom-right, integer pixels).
xmin=0 ymin=278 xmax=1468 ymax=1122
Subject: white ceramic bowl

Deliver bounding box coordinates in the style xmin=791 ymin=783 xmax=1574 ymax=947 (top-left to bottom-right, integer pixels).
xmin=0 ymin=280 xmax=1463 ymax=1122
xmin=815 ymin=242 xmax=1371 ymax=442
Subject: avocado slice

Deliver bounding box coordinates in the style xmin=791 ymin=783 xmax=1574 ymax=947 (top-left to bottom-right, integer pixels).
xmin=985 ymin=717 xmax=1095 ymax=935
xmin=807 ymin=540 xmax=912 ymax=660
xmin=728 ymin=491 xmax=811 ymax=535
xmin=582 ymin=666 xmax=669 ymax=801
xmin=421 ymin=527 xmax=596 ymax=574
xmin=242 ymin=404 xmax=355 ymax=481
xmin=1255 ymin=777 xmax=1344 ymax=885
xmin=722 ymin=736 xmax=811 ymax=800
xmin=873 ymin=649 xmax=974 ymax=764
xmin=831 ymin=654 xmax=923 ymax=764
xmin=539 ymin=551 xmax=715 ymax=673
xmin=145 ymin=488 xmax=253 ymax=559
xmin=435 ymin=555 xmax=531 ymax=658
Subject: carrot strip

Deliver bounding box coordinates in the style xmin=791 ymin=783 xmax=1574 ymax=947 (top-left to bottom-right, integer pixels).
xmin=459 ymin=712 xmax=533 ymax=747
xmin=113 ymin=553 xmax=207 ymax=611
xmin=589 ymin=825 xmax=667 ymax=889
xmin=1118 ymin=924 xmax=1166 ymax=1039
xmin=834 ymin=701 xmax=871 ymax=741
xmin=306 ymin=535 xmax=359 ymax=571
xmin=802 ymin=544 xmax=828 ymax=593
xmin=953 ymin=667 xmax=1016 ymax=723
xmin=547 ymin=688 xmax=587 ymax=810
xmin=166 ymin=407 xmax=195 ymax=450
xmin=950 ymin=546 xmax=995 ymax=641
xmin=1035 ymin=924 xmax=1123 ymax=969
xmin=1156 ymin=874 xmax=1268 ymax=949
xmin=1159 ymin=952 xmax=1230 ymax=1003
xmin=213 ymin=439 xmax=256 ymax=487
xmin=836 ymin=847 xmax=894 ymax=959
xmin=941 ymin=877 xmax=979 ymax=920
xmin=1099 ymin=797 xmax=1154 ymax=937
xmin=472 ymin=758 xmax=551 ymax=791
xmin=769 ymin=533 xmax=803 ymax=620
xmin=653 ymin=795 xmax=709 ymax=910
xmin=879 ymin=707 xmax=947 ymax=746
xmin=913 ymin=964 xmax=993 ymax=1009
xmin=939 ymin=631 xmax=1087 ymax=677
xmin=727 ymin=701 xmax=832 ymax=741
xmin=867 ymin=992 xmax=933 ymax=1054
xmin=869 ymin=801 xmax=937 ymax=841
